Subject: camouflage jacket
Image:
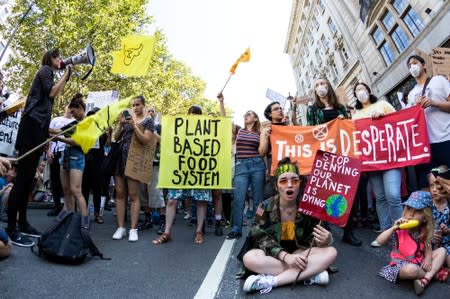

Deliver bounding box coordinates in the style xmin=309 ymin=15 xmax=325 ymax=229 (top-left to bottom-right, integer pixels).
xmin=250 ymin=195 xmax=318 ymax=258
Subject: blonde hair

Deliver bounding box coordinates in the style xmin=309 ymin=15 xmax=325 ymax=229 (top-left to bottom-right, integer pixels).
xmin=402 ymin=206 xmax=435 ymax=245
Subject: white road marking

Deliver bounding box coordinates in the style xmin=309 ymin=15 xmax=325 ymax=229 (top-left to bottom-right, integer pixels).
xmin=194 ymin=239 xmax=236 ymax=299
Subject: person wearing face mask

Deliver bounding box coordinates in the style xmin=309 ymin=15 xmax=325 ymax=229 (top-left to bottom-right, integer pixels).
xmin=406 ymin=55 xmax=450 ymax=190
xmin=306 ymin=78 xmax=348 ymax=125
xmin=306 ymin=78 xmax=363 ymax=246
xmin=352 ymin=82 xmax=402 ymax=247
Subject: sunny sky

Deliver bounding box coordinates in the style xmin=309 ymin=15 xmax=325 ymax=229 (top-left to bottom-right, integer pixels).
xmin=146 ymin=0 xmax=296 ymax=123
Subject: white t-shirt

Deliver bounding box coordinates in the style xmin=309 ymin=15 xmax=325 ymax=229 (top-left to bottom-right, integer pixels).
xmin=408 ymin=76 xmax=450 ymax=143
xmin=49 ymin=116 xmax=74 ymax=153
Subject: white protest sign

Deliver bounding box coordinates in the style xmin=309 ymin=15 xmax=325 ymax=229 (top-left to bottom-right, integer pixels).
xmin=86 ymin=90 xmax=119 ymax=112
xmin=265 ymin=88 xmax=287 ymax=107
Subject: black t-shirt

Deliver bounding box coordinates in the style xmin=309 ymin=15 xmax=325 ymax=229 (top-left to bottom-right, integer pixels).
xmin=322 ymin=108 xmax=339 ymax=123
xmin=23 ymin=65 xmax=55 ymax=129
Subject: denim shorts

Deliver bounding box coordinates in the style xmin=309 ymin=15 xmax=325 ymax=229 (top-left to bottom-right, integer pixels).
xmin=59 ymin=147 xmax=85 ymax=171
xmin=167 ymin=189 xmax=212 ymax=202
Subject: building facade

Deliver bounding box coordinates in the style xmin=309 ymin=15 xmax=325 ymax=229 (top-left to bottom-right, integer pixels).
xmin=285 ymin=0 xmax=450 ymax=109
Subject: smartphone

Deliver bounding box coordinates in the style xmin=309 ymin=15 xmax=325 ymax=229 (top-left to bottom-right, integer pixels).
xmin=123 ymin=110 xmax=131 ymax=119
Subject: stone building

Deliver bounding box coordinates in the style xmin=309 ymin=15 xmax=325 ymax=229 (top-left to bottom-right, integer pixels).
xmin=285 ymin=0 xmax=450 ymax=110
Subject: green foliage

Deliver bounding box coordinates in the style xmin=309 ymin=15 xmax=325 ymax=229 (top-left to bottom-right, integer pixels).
xmin=0 ymin=0 xmax=211 ymax=116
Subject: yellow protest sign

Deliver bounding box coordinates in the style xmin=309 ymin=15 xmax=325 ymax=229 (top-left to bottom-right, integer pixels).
xmin=158 ymin=115 xmax=232 ymax=189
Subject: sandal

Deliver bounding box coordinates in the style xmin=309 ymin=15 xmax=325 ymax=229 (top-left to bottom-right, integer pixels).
xmin=194 ymin=232 xmax=204 ymax=244
xmin=95 ymin=215 xmax=104 ymax=224
xmin=434 ymin=267 xmax=449 ymax=283
xmin=152 ymin=233 xmax=171 ymax=245
xmin=413 ymin=277 xmax=429 ymax=295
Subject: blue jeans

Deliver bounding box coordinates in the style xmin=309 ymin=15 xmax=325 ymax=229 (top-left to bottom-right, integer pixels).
xmin=231 ymin=157 xmax=266 ymax=233
xmin=368 ymin=168 xmax=403 ymax=230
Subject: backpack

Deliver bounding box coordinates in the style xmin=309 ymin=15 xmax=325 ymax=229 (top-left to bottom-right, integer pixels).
xmin=32 ymin=210 xmax=108 ymax=264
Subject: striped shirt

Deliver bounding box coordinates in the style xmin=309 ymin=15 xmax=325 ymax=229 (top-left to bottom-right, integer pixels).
xmin=235 ymin=129 xmax=260 ymax=159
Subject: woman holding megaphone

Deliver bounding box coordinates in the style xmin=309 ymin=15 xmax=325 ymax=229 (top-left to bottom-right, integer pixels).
xmin=6 ymin=49 xmax=72 ymax=247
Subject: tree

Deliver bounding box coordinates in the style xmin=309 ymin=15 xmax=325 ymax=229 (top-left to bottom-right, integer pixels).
xmin=0 ymin=0 xmax=209 ymax=116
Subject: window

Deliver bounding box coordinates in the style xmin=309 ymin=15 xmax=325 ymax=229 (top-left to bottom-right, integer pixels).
xmin=317 ymin=0 xmax=325 ymax=12
xmin=381 ymin=11 xmax=395 ymax=30
xmin=315 ymin=49 xmax=322 ymax=64
xmin=327 ymin=18 xmax=337 ymax=35
xmin=391 ymin=0 xmax=408 ymax=14
xmin=390 ymin=25 xmax=409 ymax=52
xmin=309 ymin=62 xmax=315 ymax=75
xmin=331 ymin=62 xmax=338 ymax=77
xmin=380 ymin=41 xmax=395 ymax=65
xmin=320 ymin=35 xmax=329 ymax=50
xmin=372 ymin=27 xmax=383 ymax=45
xmin=402 ymin=7 xmax=424 ymax=37
xmin=341 ymin=46 xmax=349 ymax=61
xmin=311 ymin=17 xmax=319 ymax=29
xmin=315 ymin=1 xmax=324 ymax=18
xmin=307 ymin=32 xmax=314 ymax=45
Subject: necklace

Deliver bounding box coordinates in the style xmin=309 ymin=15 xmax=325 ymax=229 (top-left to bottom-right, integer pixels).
xmin=279 ymin=206 xmax=297 ymax=216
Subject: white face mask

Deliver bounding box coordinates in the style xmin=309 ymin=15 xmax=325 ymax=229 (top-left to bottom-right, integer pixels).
xmin=316 ymin=86 xmax=328 ymax=97
xmin=357 ymin=90 xmax=369 ymax=103
xmin=410 ymin=64 xmax=421 ymax=78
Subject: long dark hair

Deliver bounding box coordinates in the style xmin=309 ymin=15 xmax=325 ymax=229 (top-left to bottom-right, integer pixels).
xmin=41 ymin=49 xmax=60 ymax=67
xmin=312 ymin=77 xmax=340 ymax=109
xmin=353 ymin=82 xmax=378 ymax=110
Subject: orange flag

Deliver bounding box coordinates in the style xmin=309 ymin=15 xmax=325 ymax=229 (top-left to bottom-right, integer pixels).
xmin=229 ymin=48 xmax=250 ymax=74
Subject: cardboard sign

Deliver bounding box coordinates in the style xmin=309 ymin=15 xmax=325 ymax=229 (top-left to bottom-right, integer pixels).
xmin=431 ymin=47 xmax=450 ymax=78
xmin=270 ymin=106 xmax=430 ymax=174
xmin=415 ymin=48 xmax=433 ymax=77
xmin=299 ymin=150 xmax=361 ymax=227
xmin=158 ymin=115 xmax=232 ymax=189
xmin=86 ymin=90 xmax=119 ymax=113
xmin=125 ymin=128 xmax=156 ymax=184
xmin=0 ymin=109 xmax=21 ymax=156
xmin=266 ymin=88 xmax=287 ymax=107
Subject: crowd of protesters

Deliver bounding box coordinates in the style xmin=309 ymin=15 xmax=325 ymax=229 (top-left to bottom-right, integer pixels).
xmin=0 ymin=50 xmax=449 ymax=295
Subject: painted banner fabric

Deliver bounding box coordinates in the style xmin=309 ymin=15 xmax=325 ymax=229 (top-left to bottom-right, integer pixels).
xmin=111 ymin=35 xmax=155 ymax=77
xmin=352 ymin=105 xmax=430 ymax=172
xmin=158 ymin=115 xmax=232 ymax=189
xmin=271 ymin=118 xmax=356 ymax=175
xmin=299 ymin=151 xmax=361 ymax=227
xmin=270 ymin=106 xmax=430 ymax=174
xmin=71 ymin=97 xmax=131 ymax=153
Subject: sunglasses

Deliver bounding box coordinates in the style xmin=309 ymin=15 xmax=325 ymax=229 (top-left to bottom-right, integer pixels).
xmin=431 ymin=167 xmax=450 ymax=179
xmin=278 ymin=177 xmax=301 ymax=187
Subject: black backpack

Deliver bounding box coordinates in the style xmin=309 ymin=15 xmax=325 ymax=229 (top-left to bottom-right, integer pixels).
xmin=32 ymin=210 xmax=108 ymax=264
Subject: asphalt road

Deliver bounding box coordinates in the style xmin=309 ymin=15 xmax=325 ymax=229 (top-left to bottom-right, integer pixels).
xmin=0 ymin=208 xmax=448 ymax=299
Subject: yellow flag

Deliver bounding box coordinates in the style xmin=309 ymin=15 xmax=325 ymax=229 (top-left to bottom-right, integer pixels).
xmin=111 ymin=35 xmax=155 ymax=77
xmin=71 ymin=97 xmax=131 ymax=153
xmin=229 ymin=48 xmax=250 ymax=74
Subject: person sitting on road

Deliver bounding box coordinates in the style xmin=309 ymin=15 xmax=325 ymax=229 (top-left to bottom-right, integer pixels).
xmin=376 ymin=191 xmax=446 ymax=295
xmin=242 ymin=157 xmax=337 ymax=294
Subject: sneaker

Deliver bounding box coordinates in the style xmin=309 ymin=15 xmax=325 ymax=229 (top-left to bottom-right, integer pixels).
xmin=243 ymin=274 xmax=275 ymax=294
xmin=128 ymin=229 xmax=138 ymax=242
xmin=304 ymin=270 xmax=329 ymax=286
xmin=138 ymin=219 xmax=153 ymax=231
xmin=370 ymin=240 xmax=383 ymax=247
xmin=7 ymin=230 xmax=35 ymax=247
xmin=226 ymin=231 xmax=242 ymax=240
xmin=18 ymin=223 xmax=42 ymax=238
xmin=373 ymin=224 xmax=382 ymax=233
xmin=112 ymin=227 xmax=126 ymax=240
xmin=183 ymin=212 xmax=191 ymax=220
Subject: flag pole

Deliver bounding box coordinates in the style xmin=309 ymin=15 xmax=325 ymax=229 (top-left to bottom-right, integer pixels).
xmin=15 ymin=123 xmax=79 ymax=162
xmin=292 ymin=220 xmax=323 ymax=287
xmin=220 ymin=73 xmax=233 ymax=94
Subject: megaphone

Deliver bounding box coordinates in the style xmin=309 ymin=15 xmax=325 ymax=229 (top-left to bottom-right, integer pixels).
xmin=59 ymin=44 xmax=96 ymax=80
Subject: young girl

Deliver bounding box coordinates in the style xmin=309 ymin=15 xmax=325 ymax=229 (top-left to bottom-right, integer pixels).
xmin=376 ymin=191 xmax=446 ymax=295
xmin=429 ymin=168 xmax=450 ymax=277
